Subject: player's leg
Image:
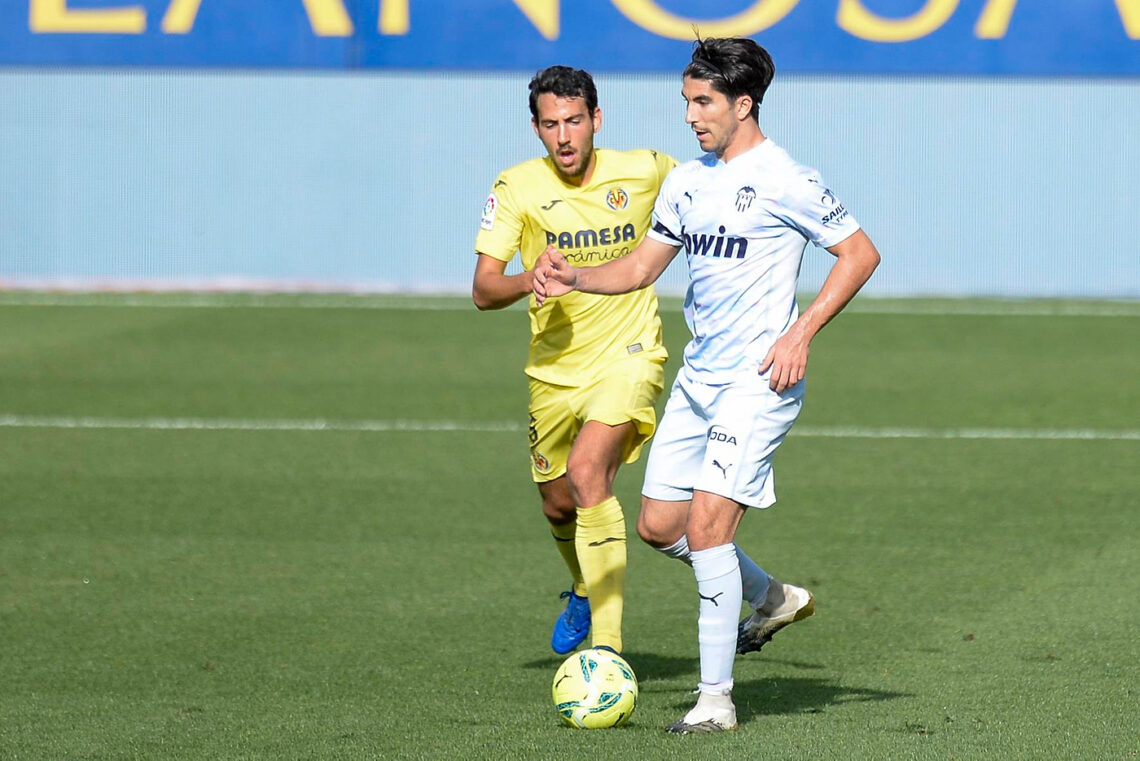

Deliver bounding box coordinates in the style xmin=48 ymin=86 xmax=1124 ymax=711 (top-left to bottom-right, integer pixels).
xmin=639 ymin=373 xmax=774 ymax=610
xmin=538 ymin=477 xmax=580 ymax=590
xmin=709 ymin=377 xmax=814 ymax=657
xmin=639 ymin=371 xmax=705 ymax=552
xmin=640 ymin=498 xmax=774 ymax=608
xmin=638 ymin=496 xmax=690 ymax=555
xmin=537 ymin=476 xmax=594 ymax=652
xmin=567 ymin=356 xmax=665 ymax=654
xmin=565 ymin=419 xmax=635 ymax=653
xmin=665 ymin=489 xmax=747 ymax=734
xmin=666 ymin=378 xmax=808 ymax=733
xmin=529 ymin=380 xmax=591 ymax=653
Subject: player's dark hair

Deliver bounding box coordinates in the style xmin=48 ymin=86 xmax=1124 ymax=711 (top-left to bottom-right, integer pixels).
xmin=528 ymin=65 xmax=598 ymax=118
xmin=684 ymin=37 xmax=774 ymax=121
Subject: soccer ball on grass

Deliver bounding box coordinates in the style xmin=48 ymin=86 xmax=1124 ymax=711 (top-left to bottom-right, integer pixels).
xmin=551 ymin=647 xmax=638 ymax=729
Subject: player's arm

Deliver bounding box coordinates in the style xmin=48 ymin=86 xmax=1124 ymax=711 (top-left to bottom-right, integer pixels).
xmin=472 ymin=253 xmax=534 ymax=311
xmin=533 ymin=236 xmax=680 ymax=306
xmin=760 ymin=229 xmax=881 ymax=392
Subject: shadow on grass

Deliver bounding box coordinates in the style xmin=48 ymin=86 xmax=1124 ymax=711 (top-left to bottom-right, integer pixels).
xmin=523 ymin=652 xmax=828 ymax=684
xmin=672 ymin=676 xmax=911 ymax=726
xmin=526 ymin=652 xmax=907 ymax=727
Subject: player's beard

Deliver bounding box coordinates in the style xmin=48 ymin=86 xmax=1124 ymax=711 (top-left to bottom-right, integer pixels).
xmin=554 ymin=144 xmax=593 ymax=183
xmin=694 ymin=126 xmax=726 ymax=157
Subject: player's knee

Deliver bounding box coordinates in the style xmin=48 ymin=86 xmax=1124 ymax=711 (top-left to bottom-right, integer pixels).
xmin=541 ymin=486 xmax=576 ymax=523
xmin=684 ymin=518 xmax=736 ymax=551
xmin=635 ymin=511 xmax=661 ymax=545
xmin=565 ymin=458 xmax=612 ymax=508
xmin=543 ymin=499 xmax=575 ymax=524
xmin=637 ymin=505 xmax=681 ymax=547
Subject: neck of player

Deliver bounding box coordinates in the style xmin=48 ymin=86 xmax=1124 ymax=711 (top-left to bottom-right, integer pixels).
xmin=720 ymin=124 xmax=766 ymax=163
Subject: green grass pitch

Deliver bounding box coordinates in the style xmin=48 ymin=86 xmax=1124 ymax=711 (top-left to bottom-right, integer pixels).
xmin=1 ymin=294 xmax=1138 ymax=759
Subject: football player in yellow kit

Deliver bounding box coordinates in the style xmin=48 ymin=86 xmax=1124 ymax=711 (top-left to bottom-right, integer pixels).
xmin=473 ymin=65 xmax=675 ymax=655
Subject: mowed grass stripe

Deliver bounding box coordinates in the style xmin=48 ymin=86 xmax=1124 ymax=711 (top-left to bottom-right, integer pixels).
xmin=2 ymin=414 xmax=1138 ymax=440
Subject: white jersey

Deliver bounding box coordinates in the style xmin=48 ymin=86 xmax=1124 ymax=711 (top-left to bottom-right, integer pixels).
xmin=647 ymin=139 xmax=861 ymax=384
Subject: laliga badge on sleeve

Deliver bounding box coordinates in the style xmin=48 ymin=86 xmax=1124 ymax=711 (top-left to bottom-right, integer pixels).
xmin=481 ymin=193 xmax=498 ymax=230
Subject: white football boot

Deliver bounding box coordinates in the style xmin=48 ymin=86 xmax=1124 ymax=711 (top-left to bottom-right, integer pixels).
xmin=665 ymin=690 xmax=738 ymax=734
xmin=737 ymin=581 xmax=815 ymax=655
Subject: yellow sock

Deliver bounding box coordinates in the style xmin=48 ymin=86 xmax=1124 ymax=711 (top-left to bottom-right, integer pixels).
xmin=550 ymin=520 xmax=587 ymax=597
xmin=575 ymin=496 xmax=627 ymax=652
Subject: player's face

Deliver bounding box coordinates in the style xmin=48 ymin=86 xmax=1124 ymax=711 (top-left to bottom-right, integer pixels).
xmin=532 ymin=93 xmax=602 ymax=184
xmin=682 ymin=76 xmax=746 ymax=158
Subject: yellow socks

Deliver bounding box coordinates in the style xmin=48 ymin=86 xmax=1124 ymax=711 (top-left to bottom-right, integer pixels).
xmin=575 ymin=496 xmax=627 ymax=652
xmin=550 ymin=520 xmax=587 ymax=597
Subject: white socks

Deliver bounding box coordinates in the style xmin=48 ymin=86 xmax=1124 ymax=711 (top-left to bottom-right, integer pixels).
xmin=736 ymin=547 xmax=772 ymax=610
xmin=690 ymin=544 xmax=741 ymax=694
xmin=657 ymin=535 xmax=771 ymax=609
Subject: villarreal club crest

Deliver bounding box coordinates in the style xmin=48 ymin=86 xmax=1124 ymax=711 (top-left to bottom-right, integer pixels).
xmin=605 ymin=187 xmax=629 ymax=211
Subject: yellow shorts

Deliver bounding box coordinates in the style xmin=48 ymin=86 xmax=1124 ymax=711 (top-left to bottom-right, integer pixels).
xmin=526 ymin=356 xmax=666 ymax=483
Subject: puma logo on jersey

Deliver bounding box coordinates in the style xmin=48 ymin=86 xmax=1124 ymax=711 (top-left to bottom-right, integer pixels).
xmin=541 ymin=199 xmax=563 ymax=210
xmin=712 ymin=460 xmax=731 ymax=478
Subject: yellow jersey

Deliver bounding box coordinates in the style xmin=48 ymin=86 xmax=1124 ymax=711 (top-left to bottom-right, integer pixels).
xmin=475 ymin=148 xmax=676 ymax=386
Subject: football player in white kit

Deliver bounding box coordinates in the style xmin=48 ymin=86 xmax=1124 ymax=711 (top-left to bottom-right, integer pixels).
xmin=534 ymin=37 xmax=881 ymax=733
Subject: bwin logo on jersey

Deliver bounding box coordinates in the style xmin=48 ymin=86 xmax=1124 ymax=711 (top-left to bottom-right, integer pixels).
xmin=736 ymin=186 xmax=756 ymax=212
xmin=683 ymin=226 xmax=748 ymax=259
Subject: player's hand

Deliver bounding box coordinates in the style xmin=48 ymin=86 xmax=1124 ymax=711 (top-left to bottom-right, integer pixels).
xmin=759 ymin=325 xmax=810 ymax=393
xmin=533 ymin=246 xmax=577 ymax=306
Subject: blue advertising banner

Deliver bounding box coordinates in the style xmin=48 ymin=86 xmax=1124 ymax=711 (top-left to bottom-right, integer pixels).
xmin=1 ymin=0 xmax=1138 ymax=75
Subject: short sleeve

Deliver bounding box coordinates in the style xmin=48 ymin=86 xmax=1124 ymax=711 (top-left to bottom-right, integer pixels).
xmin=776 ymin=170 xmax=861 ymax=249
xmin=646 ymin=170 xmax=684 ymax=247
xmin=474 ymin=173 xmax=525 ymax=262
xmin=653 ymin=150 xmax=678 ymax=188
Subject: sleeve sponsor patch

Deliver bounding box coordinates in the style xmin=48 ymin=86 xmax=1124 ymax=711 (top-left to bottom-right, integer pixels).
xmin=783 ymin=173 xmax=859 ymax=246
xmin=480 ymin=193 xmax=498 ymax=231
xmin=815 ymin=183 xmax=849 ymax=225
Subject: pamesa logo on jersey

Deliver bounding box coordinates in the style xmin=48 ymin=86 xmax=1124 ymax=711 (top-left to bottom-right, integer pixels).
xmin=546 ymin=224 xmax=637 ymax=250
xmin=605 ymin=187 xmax=629 ymax=211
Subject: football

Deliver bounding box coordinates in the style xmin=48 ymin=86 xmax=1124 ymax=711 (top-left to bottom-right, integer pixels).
xmin=551 ymin=648 xmax=638 ymax=729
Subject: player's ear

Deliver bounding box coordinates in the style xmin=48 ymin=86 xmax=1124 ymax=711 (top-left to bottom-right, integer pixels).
xmin=735 ymin=95 xmax=753 ymax=121
xmin=592 ymin=107 xmax=602 ymax=134
xmin=532 ymin=116 xmax=541 ymax=138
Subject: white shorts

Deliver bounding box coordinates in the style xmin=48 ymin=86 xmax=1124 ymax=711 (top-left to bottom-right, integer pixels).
xmin=641 ymin=365 xmax=804 ymax=509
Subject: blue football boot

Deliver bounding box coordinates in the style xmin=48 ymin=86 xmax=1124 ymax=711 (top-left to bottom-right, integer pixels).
xmin=551 ymin=590 xmax=591 ymax=654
